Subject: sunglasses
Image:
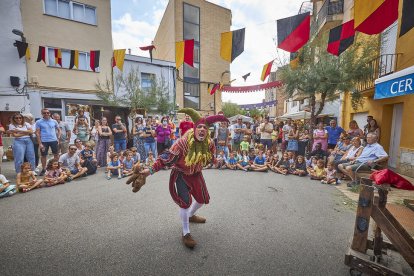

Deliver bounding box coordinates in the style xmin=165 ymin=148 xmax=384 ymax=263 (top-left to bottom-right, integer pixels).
xmin=69 ymin=148 xmax=77 ymax=151
xmin=75 ymin=141 xmax=81 ymax=143
xmin=43 ymin=112 xmax=50 ymax=115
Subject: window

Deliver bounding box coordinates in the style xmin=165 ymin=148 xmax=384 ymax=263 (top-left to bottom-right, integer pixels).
xmin=43 ymin=98 xmax=62 ymax=109
xmin=183 ymin=3 xmax=200 ymax=109
xmin=141 ymin=73 xmax=155 ymax=92
xmin=47 ymin=47 xmax=96 ymax=72
xmin=43 ymin=0 xmax=97 ymax=25
xmin=184 ymin=83 xmax=200 ymax=110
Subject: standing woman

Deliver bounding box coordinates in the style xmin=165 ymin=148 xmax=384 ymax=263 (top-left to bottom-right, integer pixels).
xmin=346 ymin=120 xmax=364 ymax=139
xmin=287 ymin=123 xmax=299 ymax=154
xmin=132 ymin=117 xmax=146 ymax=162
xmin=367 ymin=119 xmax=381 ymax=142
xmin=23 ymin=113 xmax=39 ymax=169
xmin=312 ymin=122 xmax=328 ymax=151
xmin=73 ymin=117 xmax=90 ymax=144
xmin=96 ymin=117 xmax=112 ymax=168
xmin=7 ymin=113 xmax=35 ymax=172
xmin=155 ymin=116 xmax=172 ymax=155
xmin=143 ymin=118 xmax=157 ymax=158
xmin=90 ymin=119 xmax=100 ymax=149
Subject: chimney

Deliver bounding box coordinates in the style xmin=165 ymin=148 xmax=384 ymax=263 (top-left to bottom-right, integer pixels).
xmin=128 ymin=48 xmax=131 ymax=55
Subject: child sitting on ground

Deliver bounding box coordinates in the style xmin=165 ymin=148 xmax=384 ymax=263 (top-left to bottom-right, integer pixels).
xmin=122 ymin=151 xmax=135 ymax=177
xmin=107 ymin=153 xmax=122 ymax=180
xmin=16 ymin=162 xmax=44 ymax=192
xmin=292 ymin=155 xmax=308 ymax=177
xmin=250 ymin=150 xmax=268 ymax=172
xmin=287 ymin=151 xmax=295 ymax=166
xmin=225 ymin=152 xmax=238 ymax=170
xmin=274 ymin=152 xmax=290 ymax=175
xmin=145 ymin=152 xmax=155 ymax=167
xmin=130 ymin=147 xmax=141 ymax=164
xmin=215 ymin=150 xmax=227 ymax=169
xmin=44 ymin=159 xmax=68 ymax=186
xmin=106 ymin=145 xmax=116 ymax=172
xmin=268 ymin=154 xmax=279 ymax=172
xmin=307 ymin=156 xmax=318 ymax=175
xmin=248 ymin=149 xmax=256 ymax=165
xmin=0 ymin=174 xmax=16 ymax=198
xmin=237 ymin=150 xmax=250 ymax=171
xmin=321 ymin=162 xmax=339 ymax=184
xmin=79 ymin=142 xmax=97 ymax=175
xmin=310 ymin=159 xmax=326 ymax=180
xmin=305 ymin=154 xmax=312 ymax=168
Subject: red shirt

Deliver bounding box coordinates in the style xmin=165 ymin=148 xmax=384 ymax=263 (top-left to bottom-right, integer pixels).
xmin=0 ymin=123 xmax=3 ymax=146
xmin=179 ymin=121 xmax=194 ymax=136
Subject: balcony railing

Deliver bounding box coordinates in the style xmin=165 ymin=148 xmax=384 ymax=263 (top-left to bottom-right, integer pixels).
xmin=311 ymin=0 xmax=344 ymax=36
xmin=356 ymin=53 xmax=400 ymax=92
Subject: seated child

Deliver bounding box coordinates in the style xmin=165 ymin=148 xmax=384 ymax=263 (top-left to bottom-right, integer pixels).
xmin=145 ymin=152 xmax=155 ymax=167
xmin=250 ymin=150 xmax=268 ymax=172
xmin=16 ymin=162 xmax=44 ymax=192
xmin=106 ymin=145 xmax=116 ymax=172
xmin=274 ymin=152 xmax=290 ymax=175
xmin=292 ymin=155 xmax=308 ymax=177
xmin=305 ymin=154 xmax=312 ymax=168
xmin=268 ymin=154 xmax=279 ymax=171
xmin=321 ymin=162 xmax=339 ymax=184
xmin=79 ymin=142 xmax=97 ymax=175
xmin=310 ymin=159 xmax=326 ymax=180
xmin=107 ymin=153 xmax=122 ymax=180
xmin=307 ymin=156 xmax=318 ymax=175
xmin=122 ymin=151 xmax=135 ymax=177
xmin=287 ymin=151 xmax=295 ymax=165
xmin=130 ymin=147 xmax=141 ymax=163
xmin=237 ymin=150 xmax=250 ymax=171
xmin=248 ymin=149 xmax=256 ymax=165
xmin=44 ymin=159 xmax=68 ymax=186
xmin=0 ymin=174 xmax=17 ymax=198
xmin=215 ymin=150 xmax=227 ymax=169
xmin=225 ymin=152 xmax=238 ymax=170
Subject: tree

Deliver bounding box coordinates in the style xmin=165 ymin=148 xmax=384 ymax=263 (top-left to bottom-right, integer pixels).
xmin=221 ymin=102 xmax=245 ymax=117
xmin=96 ymin=68 xmax=174 ymax=117
xmin=278 ymin=33 xmax=378 ymax=126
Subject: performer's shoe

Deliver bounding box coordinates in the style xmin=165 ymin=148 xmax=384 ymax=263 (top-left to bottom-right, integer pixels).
xmin=189 ymin=215 xmax=206 ymax=223
xmin=182 ymin=233 xmax=197 ymax=249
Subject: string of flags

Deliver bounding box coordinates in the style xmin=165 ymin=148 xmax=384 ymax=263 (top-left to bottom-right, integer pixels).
xmin=12 ymin=0 xmax=414 ymax=92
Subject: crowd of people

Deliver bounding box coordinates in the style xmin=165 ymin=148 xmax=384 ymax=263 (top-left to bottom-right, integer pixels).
xmin=0 ymin=107 xmax=388 ymax=198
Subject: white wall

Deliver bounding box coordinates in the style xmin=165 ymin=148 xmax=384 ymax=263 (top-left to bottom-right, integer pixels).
xmin=0 ymin=0 xmax=28 ymax=112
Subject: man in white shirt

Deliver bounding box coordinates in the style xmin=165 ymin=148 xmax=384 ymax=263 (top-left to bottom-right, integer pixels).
xmin=281 ymin=118 xmax=292 ymax=153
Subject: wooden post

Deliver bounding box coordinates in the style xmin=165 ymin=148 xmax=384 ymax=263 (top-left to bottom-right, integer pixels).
xmin=351 ymin=184 xmax=374 ymax=253
xmin=373 ymin=223 xmax=383 ymax=256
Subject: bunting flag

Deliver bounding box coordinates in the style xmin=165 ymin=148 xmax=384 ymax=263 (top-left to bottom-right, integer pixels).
xmin=90 ymin=50 xmax=100 ymax=72
xmin=327 ymin=20 xmax=355 ymax=56
xmin=36 ymin=46 xmax=46 ymax=63
xmin=290 ymin=52 xmax=300 ymax=69
xmin=209 ymin=83 xmax=223 ymax=95
xmin=242 ymin=72 xmax=251 ymax=82
xmin=277 ymin=12 xmax=310 ymax=53
xmin=139 ymin=45 xmax=156 ymax=62
xmin=220 ymin=28 xmax=245 ymax=63
xmin=54 ymin=48 xmax=62 ymax=67
xmin=354 ymin=0 xmax=399 ymax=35
xmin=260 ymin=60 xmax=273 ymax=81
xmin=112 ymin=49 xmax=126 ymax=71
xmin=69 ymin=50 xmax=79 ymax=69
xmin=400 ymin=0 xmax=414 ymax=37
xmin=175 ymin=39 xmax=194 ymax=69
xmin=221 ymin=81 xmax=283 ymax=93
xmin=15 ymin=40 xmax=30 ymax=60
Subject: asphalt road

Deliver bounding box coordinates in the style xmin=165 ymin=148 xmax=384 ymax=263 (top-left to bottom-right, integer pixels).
xmin=0 ymin=168 xmax=356 ymax=276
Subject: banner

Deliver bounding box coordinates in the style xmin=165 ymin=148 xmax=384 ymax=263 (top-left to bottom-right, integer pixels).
xmin=221 ymin=81 xmax=282 ymax=93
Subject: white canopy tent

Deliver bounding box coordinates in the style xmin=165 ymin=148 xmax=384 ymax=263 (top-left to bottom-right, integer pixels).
xmin=278 ymin=111 xmax=333 ymax=121
xmin=228 ymin=114 xmax=253 ymax=123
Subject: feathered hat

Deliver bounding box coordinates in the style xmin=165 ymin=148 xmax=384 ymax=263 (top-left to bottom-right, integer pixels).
xmin=178 ymin=108 xmax=229 ymax=129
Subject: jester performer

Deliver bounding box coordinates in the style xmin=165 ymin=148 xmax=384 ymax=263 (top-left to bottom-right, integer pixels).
xmin=126 ymin=108 xmax=229 ymax=249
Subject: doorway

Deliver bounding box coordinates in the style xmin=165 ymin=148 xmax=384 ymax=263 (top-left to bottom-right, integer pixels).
xmin=388 ymin=103 xmax=403 ymax=168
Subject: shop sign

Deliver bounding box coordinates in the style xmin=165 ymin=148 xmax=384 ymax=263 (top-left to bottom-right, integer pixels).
xmin=375 ymin=66 xmax=414 ymax=100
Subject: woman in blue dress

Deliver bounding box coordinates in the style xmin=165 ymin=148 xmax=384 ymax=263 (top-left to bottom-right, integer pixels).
xmin=132 ymin=117 xmax=147 ymax=162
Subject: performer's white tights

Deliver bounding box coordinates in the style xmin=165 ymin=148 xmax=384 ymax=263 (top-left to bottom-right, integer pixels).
xmin=179 ymin=201 xmax=203 ymax=235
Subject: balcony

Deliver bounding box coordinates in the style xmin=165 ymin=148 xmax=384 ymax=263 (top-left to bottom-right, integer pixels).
xmin=310 ymin=0 xmax=344 ymax=37
xmin=356 ymin=54 xmax=400 ymax=93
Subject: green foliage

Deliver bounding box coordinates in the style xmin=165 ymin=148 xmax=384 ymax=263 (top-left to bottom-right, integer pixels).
xmin=278 ymin=33 xmax=378 ymax=125
xmin=96 ymin=68 xmax=174 ymax=117
xmin=221 ymin=102 xmax=245 ymax=117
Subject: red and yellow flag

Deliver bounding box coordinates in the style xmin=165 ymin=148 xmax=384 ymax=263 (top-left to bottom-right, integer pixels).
xmin=112 ymin=49 xmax=126 ymax=71
xmin=175 ymin=39 xmax=194 ymax=69
xmin=261 ymin=60 xmax=273 ymax=81
xmin=354 ymin=0 xmax=399 ymax=35
xmin=54 ymin=48 xmax=62 ymax=67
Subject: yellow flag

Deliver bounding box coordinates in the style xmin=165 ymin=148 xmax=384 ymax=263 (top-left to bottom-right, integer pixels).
xmin=175 ymin=41 xmax=185 ymax=69
xmin=113 ymin=49 xmax=126 ymax=71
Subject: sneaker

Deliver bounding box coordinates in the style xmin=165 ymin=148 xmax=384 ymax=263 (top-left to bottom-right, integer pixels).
xmin=321 ymin=180 xmax=326 ymax=184
xmin=106 ymin=176 xmax=112 ymax=180
xmin=118 ymin=175 xmax=122 ymax=180
xmin=39 ymin=170 xmax=46 ymax=176
xmin=336 ymin=179 xmax=342 ymax=185
xmin=34 ymin=167 xmax=41 ymax=174
xmin=182 ymin=233 xmax=197 ymax=249
xmin=67 ymin=176 xmax=73 ymax=182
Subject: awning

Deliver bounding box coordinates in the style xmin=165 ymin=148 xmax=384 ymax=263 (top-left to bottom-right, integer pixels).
xmin=228 ymin=114 xmax=253 ymax=123
xmin=278 ymin=111 xmax=333 ymax=121
xmin=374 ymin=65 xmax=414 ymax=100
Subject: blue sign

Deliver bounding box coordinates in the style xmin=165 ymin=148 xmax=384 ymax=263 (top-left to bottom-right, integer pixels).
xmin=375 ymin=73 xmax=414 ymax=99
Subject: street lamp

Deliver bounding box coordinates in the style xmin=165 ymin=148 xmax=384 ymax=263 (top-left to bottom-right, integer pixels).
xmin=12 ymin=29 xmax=26 ymax=43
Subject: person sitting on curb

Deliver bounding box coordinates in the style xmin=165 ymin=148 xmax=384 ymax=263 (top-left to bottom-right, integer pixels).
xmin=59 ymin=145 xmax=88 ymax=181
xmin=338 ymin=132 xmax=388 ymax=187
